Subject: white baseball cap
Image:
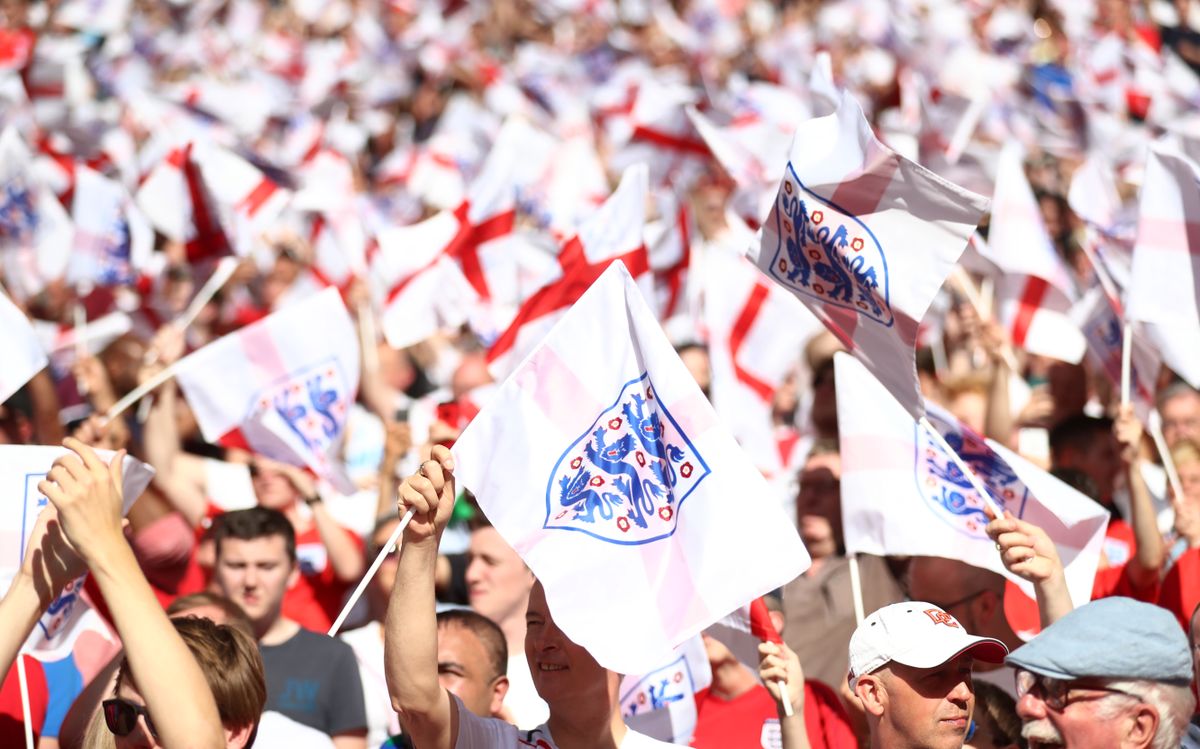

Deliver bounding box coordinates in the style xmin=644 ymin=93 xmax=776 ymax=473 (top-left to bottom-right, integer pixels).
xmin=847 ymin=602 xmax=1008 ymax=688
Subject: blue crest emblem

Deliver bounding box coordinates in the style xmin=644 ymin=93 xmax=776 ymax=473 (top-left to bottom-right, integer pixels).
xmin=769 ymin=164 xmax=892 ymax=326
xmin=620 ymin=653 xmax=695 ymax=717
xmin=546 ymin=373 xmax=710 ymax=545
xmin=0 ymin=180 xmax=38 ymax=243
xmin=246 ymin=359 xmax=350 ymax=471
xmin=96 ymin=217 xmax=134 ymax=286
xmin=913 ymin=410 xmax=1028 ymax=540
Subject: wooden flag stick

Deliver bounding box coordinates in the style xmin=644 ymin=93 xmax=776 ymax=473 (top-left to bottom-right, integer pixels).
xmin=328 ymin=508 xmax=415 ymax=637
xmin=919 ymin=417 xmax=1004 ymax=518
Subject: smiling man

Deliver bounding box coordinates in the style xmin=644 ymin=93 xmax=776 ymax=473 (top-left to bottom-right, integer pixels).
xmin=848 ymin=601 xmax=1009 ymax=749
xmin=385 ymin=448 xmax=676 ymax=748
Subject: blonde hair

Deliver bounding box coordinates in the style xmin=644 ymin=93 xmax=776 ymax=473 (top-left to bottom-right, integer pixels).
xmin=1171 ymin=439 xmax=1200 ymax=470
xmin=81 ymin=707 xmax=114 ymax=749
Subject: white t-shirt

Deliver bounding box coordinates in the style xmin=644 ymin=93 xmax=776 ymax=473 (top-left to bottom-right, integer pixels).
xmin=504 ymin=652 xmax=550 ymax=729
xmin=455 ymin=697 xmax=677 ymax=748
xmin=341 ymin=621 xmax=402 ymax=748
xmin=256 ymin=710 xmax=337 ymax=748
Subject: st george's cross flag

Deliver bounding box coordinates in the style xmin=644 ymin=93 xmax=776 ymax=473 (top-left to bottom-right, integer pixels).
xmin=453 ymin=261 xmax=810 ymax=675
xmin=1127 ymin=143 xmax=1200 ymax=389
xmin=0 ymin=446 xmax=153 ymax=654
xmin=620 ymin=635 xmax=712 ymax=745
xmin=747 ymin=93 xmax=988 ymax=418
xmin=1073 ymin=287 xmax=1161 ymax=422
xmin=0 ymin=288 xmax=48 ymax=404
xmin=834 ymin=353 xmax=1108 ymax=608
xmin=175 ymin=288 xmax=359 ymax=493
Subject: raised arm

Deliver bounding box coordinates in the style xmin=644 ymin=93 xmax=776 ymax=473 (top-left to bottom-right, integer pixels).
xmin=38 ymin=438 xmax=224 ymax=749
xmin=384 ymin=446 xmax=458 ymax=749
xmin=986 ymin=511 xmax=1073 ymax=627
xmin=1114 ymin=405 xmax=1165 ymax=589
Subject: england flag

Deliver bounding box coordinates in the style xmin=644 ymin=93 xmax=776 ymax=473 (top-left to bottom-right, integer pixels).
xmin=453 ymin=261 xmax=810 ymax=675
xmin=747 ymin=94 xmax=988 ymax=418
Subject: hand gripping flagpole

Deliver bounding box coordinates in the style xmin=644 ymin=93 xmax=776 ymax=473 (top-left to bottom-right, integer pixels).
xmin=918 ymin=417 xmax=1004 ymax=519
xmin=328 ymin=508 xmax=415 ymax=637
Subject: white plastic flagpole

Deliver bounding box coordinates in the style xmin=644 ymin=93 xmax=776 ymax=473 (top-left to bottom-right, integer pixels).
xmin=919 ymin=417 xmax=1004 ymax=518
xmin=328 ymin=508 xmax=415 ymax=637
xmin=17 ymin=656 xmax=33 ymax=749
xmin=102 ymin=362 xmax=180 ymax=424
xmin=778 ymin=678 xmax=794 ymax=717
xmin=176 ymin=257 xmax=238 ymax=331
xmin=848 ymin=553 xmax=866 ymax=625
xmin=1149 ymin=413 xmax=1186 ymax=505
xmin=1120 ymin=320 xmax=1133 ymax=408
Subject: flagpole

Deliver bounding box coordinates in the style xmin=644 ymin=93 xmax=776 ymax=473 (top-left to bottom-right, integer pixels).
xmin=17 ymin=656 xmax=33 ymax=749
xmin=176 ymin=256 xmax=238 ymax=331
xmin=848 ymin=553 xmax=866 ymax=625
xmin=1120 ymin=320 xmax=1133 ymax=408
xmin=328 ymin=508 xmax=415 ymax=637
xmin=918 ymin=417 xmax=1004 ymax=518
xmin=102 ymin=362 xmax=180 ymax=424
xmin=1149 ymin=413 xmax=1186 ymax=507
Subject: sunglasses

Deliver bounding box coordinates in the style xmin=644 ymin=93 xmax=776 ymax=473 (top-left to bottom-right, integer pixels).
xmin=103 ymin=698 xmax=157 ymax=738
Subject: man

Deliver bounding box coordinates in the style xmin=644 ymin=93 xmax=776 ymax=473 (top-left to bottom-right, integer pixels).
xmin=1007 ymin=597 xmax=1194 ymax=749
xmin=464 ymin=519 xmax=548 ymax=727
xmin=848 ymin=601 xmax=1008 ymax=749
xmin=385 ymin=448 xmax=676 ymax=748
xmin=212 ymin=507 xmax=368 ymax=748
xmin=1160 ymin=382 xmax=1200 ymax=450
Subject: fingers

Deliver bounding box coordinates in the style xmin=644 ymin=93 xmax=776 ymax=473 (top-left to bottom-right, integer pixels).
xmin=63 ymin=437 xmax=104 ymax=474
xmin=429 ymin=445 xmax=455 ymax=472
xmin=400 ymin=473 xmax=441 ymax=517
xmin=109 ymin=449 xmax=125 ymax=491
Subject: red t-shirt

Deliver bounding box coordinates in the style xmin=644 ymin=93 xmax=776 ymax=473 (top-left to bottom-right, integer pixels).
xmin=1159 ymin=548 xmax=1200 ymax=631
xmin=1090 ymin=518 xmax=1159 ymax=603
xmin=0 ymin=656 xmax=48 ymax=745
xmin=690 ymin=681 xmax=856 ymax=749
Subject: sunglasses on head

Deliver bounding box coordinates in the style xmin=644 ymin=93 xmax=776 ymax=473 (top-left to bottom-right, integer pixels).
xmin=103 ymin=698 xmax=157 ymax=738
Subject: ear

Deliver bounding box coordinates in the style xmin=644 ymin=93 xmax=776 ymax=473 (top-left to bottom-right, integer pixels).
xmin=225 ymin=721 xmax=256 ymax=749
xmin=1125 ymin=702 xmax=1159 ymax=749
xmin=855 ymin=675 xmax=886 ymax=718
xmin=489 ymin=675 xmax=510 ymax=718
xmin=975 ymin=588 xmax=1000 ymax=626
xmin=287 ymin=560 xmax=301 ymax=589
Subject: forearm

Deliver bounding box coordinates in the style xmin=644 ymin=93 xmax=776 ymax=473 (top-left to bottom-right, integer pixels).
xmin=311 ymin=502 xmax=365 ymax=582
xmin=1127 ymin=461 xmax=1165 ymax=580
xmin=27 ymin=370 xmax=65 ymax=445
xmin=384 ymin=541 xmax=444 ymax=717
xmin=984 ymin=361 xmax=1014 ymax=445
xmin=1034 ymin=568 xmax=1074 ymax=627
xmin=87 ymin=540 xmax=224 ymax=749
xmin=143 ymin=386 xmax=207 ymax=526
xmin=779 ymin=713 xmax=812 ymax=749
xmin=0 ymin=575 xmax=48 ymax=678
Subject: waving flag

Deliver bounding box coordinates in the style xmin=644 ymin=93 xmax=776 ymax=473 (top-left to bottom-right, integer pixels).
xmin=453 ymin=262 xmax=810 ymax=675
xmin=0 ymin=446 xmax=153 ymax=654
xmin=0 ymin=127 xmax=74 ymax=296
xmin=0 ymin=289 xmax=48 ymax=403
xmin=835 ymin=353 xmax=1108 ymax=608
xmin=747 ymin=94 xmax=987 ymax=418
xmin=1127 ymin=144 xmax=1200 ymax=389
xmin=985 ymin=142 xmax=1086 ymax=364
xmin=175 ymin=288 xmax=359 ymax=492
xmin=486 ymin=164 xmax=652 ymax=377
xmin=69 ymin=165 xmax=153 ymax=287
xmin=620 ymin=636 xmax=711 ymax=745
xmin=136 ymin=143 xmax=231 ymax=262
xmin=705 ymin=597 xmax=784 ymax=675
xmin=1074 ymin=287 xmax=1161 ymax=421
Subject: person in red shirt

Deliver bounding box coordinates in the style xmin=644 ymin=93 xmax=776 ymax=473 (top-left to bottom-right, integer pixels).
xmin=690 ymin=631 xmax=856 ymax=749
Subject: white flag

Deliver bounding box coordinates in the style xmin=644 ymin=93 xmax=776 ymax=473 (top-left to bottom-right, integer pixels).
xmin=620 ymin=636 xmax=711 ymax=745
xmin=748 ymin=93 xmax=988 ymax=418
xmin=835 ymin=353 xmax=1108 ymax=608
xmin=0 ymin=289 xmax=48 ymax=403
xmin=453 ymin=261 xmax=809 ymax=675
xmin=1127 ymin=144 xmax=1200 ymax=388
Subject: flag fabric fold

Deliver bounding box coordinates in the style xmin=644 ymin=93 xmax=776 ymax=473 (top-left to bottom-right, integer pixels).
xmin=0 ymin=289 xmax=48 ymax=404
xmin=747 ymin=93 xmax=988 ymax=418
xmin=453 ymin=261 xmax=810 ymax=675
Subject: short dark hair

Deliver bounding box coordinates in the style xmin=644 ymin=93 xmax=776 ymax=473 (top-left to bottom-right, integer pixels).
xmin=211 ymin=507 xmax=296 ymax=563
xmin=437 ymin=609 xmax=507 ymax=682
xmin=1049 ymin=414 xmax=1112 ymax=464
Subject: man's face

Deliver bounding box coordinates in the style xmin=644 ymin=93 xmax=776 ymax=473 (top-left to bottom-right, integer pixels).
xmin=1057 ymin=433 xmax=1120 ymax=501
xmin=796 ymin=452 xmax=842 ymax=558
xmin=213 ymin=536 xmax=297 ymax=633
xmin=250 ymin=460 xmax=300 ymax=511
xmin=466 ymin=527 xmax=534 ymax=626
xmin=879 ymin=655 xmax=975 ymax=749
xmin=524 ymin=583 xmax=609 ymax=708
xmin=1015 ymin=671 xmax=1146 ymax=749
xmin=1162 ymin=391 xmax=1200 ymax=449
xmin=438 ymin=623 xmax=504 ymax=718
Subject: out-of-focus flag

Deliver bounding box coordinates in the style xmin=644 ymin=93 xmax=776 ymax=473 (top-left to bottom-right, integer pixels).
xmin=747 ymin=94 xmax=988 ymax=418
xmin=705 ymin=597 xmax=784 ymax=674
xmin=984 ymin=142 xmax=1087 ymax=363
xmin=175 ymin=288 xmax=360 ymax=492
xmin=69 ymin=165 xmax=153 ymax=287
xmin=453 ymin=261 xmax=810 ymax=675
xmin=0 ymin=289 xmax=48 ymax=403
xmin=486 ymin=164 xmax=652 ymax=377
xmin=1127 ymin=144 xmax=1200 ymax=389
xmin=0 ymin=446 xmax=153 ymax=655
xmin=620 ymin=636 xmax=712 ymax=745
xmin=136 ymin=143 xmax=232 ymax=262
xmin=1073 ymin=287 xmax=1161 ymax=422
xmin=835 ymin=353 xmax=1108 ymax=608
xmin=0 ymin=127 xmax=74 ymax=297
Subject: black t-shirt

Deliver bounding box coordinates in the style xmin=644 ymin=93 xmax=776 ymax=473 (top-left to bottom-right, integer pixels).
xmin=260 ymin=627 xmax=368 ymax=737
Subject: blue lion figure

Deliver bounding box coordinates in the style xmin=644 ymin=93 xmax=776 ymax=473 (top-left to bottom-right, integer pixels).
xmin=307 ymin=373 xmax=341 ymax=439
xmin=557 ymin=467 xmax=625 ymax=524
xmin=622 ymin=394 xmax=685 ymax=497
xmin=585 ymin=424 xmax=658 ymax=529
xmin=273 ymin=390 xmax=310 ymax=447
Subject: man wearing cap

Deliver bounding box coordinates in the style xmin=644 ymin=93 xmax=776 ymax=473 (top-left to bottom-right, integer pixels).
xmin=1006 ymin=597 xmax=1195 ymax=749
xmin=848 ymin=601 xmax=1009 ymax=749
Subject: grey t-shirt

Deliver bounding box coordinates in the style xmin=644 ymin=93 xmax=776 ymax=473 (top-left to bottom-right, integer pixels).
xmin=261 ymin=627 xmax=368 ymax=738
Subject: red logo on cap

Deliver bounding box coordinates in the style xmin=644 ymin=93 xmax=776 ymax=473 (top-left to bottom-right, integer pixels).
xmin=924 ymin=609 xmax=959 ymax=628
